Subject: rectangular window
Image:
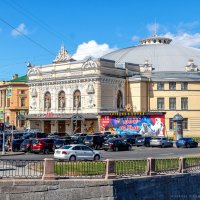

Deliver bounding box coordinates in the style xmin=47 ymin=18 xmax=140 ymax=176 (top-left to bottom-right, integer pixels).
xmin=181 ymin=82 xmax=188 ymax=90
xmin=20 ymin=98 xmax=25 ymax=107
xmin=157 ymin=82 xmax=164 ymax=90
xmin=181 ymin=98 xmax=188 ymax=110
xmin=20 ymin=90 xmax=25 ymax=94
xmin=169 ymin=98 xmax=176 ymax=110
xmin=169 ymin=82 xmax=176 ymax=90
xmin=169 ymin=118 xmax=174 ymax=130
xmin=183 ymin=118 xmax=188 ymax=129
xmin=7 ymin=98 xmax=10 ymax=107
xmin=157 ymin=98 xmax=164 ymax=110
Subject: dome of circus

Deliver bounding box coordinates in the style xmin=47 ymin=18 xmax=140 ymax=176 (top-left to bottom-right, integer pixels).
xmin=102 ymin=36 xmax=200 ymax=71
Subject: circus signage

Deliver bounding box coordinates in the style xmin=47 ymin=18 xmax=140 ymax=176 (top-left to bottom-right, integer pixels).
xmin=100 ymin=114 xmax=165 ymax=136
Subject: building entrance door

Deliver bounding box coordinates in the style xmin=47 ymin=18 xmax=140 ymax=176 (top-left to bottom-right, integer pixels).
xmin=73 ymin=120 xmax=81 ymax=133
xmin=44 ymin=121 xmax=51 ymax=133
xmin=58 ymin=121 xmax=65 ymax=133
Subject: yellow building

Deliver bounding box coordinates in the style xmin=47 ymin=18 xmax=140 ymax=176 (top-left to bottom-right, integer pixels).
xmin=0 ymin=74 xmax=29 ymax=129
xmin=102 ymin=35 xmax=200 ymax=137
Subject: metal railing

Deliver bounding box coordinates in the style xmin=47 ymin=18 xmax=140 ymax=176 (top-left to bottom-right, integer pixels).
xmin=185 ymin=157 xmax=200 ymax=173
xmin=155 ymin=158 xmax=179 ymax=175
xmin=54 ymin=161 xmax=106 ymax=179
xmin=115 ymin=160 xmax=147 ymax=177
xmin=0 ymin=159 xmax=43 ymax=178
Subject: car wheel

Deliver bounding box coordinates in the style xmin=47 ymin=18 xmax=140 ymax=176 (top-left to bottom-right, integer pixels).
xmin=104 ymin=149 xmax=108 ymax=151
xmin=114 ymin=147 xmax=119 ymax=151
xmin=69 ymin=155 xmax=76 ymax=161
xmin=186 ymin=144 xmax=190 ymax=148
xmin=94 ymin=155 xmax=100 ymax=161
xmin=128 ymin=146 xmax=132 ymax=151
xmin=177 ymin=146 xmax=180 ymax=148
xmin=161 ymin=144 xmax=165 ymax=148
xmin=43 ymin=148 xmax=49 ymax=154
xmin=14 ymin=147 xmax=18 ymax=152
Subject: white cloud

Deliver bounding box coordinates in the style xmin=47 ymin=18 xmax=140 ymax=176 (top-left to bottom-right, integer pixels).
xmin=11 ymin=23 xmax=28 ymax=37
xmin=146 ymin=23 xmax=160 ymax=35
xmin=162 ymin=32 xmax=200 ymax=47
xmin=72 ymin=40 xmax=117 ymax=60
xmin=131 ymin=35 xmax=140 ymax=42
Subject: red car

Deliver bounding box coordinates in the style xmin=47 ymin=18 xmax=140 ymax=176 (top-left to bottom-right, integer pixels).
xmin=31 ymin=138 xmax=55 ymax=154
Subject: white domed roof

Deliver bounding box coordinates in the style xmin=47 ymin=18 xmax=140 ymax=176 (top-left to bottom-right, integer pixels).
xmin=102 ymin=36 xmax=200 ymax=71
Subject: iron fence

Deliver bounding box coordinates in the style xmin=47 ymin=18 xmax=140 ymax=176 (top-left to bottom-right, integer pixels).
xmin=185 ymin=157 xmax=200 ymax=173
xmin=155 ymin=158 xmax=179 ymax=175
xmin=115 ymin=160 xmax=147 ymax=177
xmin=0 ymin=159 xmax=43 ymax=178
xmin=54 ymin=161 xmax=106 ymax=178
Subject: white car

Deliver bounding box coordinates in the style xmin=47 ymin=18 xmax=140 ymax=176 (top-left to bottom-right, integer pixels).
xmin=54 ymin=144 xmax=101 ymax=161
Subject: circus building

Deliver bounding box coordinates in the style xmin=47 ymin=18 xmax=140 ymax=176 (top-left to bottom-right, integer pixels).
xmin=102 ymin=35 xmax=200 ymax=137
xmin=26 ymin=35 xmax=200 ymax=137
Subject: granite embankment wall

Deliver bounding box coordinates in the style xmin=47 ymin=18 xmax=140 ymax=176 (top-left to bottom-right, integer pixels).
xmin=0 ymin=173 xmax=200 ymax=200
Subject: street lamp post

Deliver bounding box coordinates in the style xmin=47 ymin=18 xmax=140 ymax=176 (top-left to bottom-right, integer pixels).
xmin=11 ymin=121 xmax=14 ymax=152
xmin=2 ymin=89 xmax=6 ymax=155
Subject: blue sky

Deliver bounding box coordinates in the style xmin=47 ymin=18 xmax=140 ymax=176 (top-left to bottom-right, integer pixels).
xmin=1 ymin=0 xmax=200 ymax=80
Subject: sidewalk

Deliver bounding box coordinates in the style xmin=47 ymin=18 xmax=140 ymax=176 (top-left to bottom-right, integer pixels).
xmin=0 ymin=151 xmax=25 ymax=157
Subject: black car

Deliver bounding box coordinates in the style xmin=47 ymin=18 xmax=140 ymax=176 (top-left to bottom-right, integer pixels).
xmin=20 ymin=139 xmax=33 ymax=152
xmin=70 ymin=136 xmax=86 ymax=144
xmin=102 ymin=139 xmax=132 ymax=151
xmin=135 ymin=137 xmax=152 ymax=147
xmin=123 ymin=134 xmax=142 ymax=145
xmin=10 ymin=139 xmax=24 ymax=152
xmin=84 ymin=135 xmax=104 ymax=149
xmin=53 ymin=138 xmax=71 ymax=151
xmin=22 ymin=132 xmax=47 ymax=139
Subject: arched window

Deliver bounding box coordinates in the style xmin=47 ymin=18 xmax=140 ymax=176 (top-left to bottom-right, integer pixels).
xmin=44 ymin=92 xmax=51 ymax=110
xmin=73 ymin=90 xmax=81 ymax=108
xmin=117 ymin=90 xmax=123 ymax=109
xmin=58 ymin=91 xmax=65 ymax=108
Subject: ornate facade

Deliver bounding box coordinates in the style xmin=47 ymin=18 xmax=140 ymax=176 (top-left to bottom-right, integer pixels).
xmin=26 ymin=47 xmax=128 ymax=133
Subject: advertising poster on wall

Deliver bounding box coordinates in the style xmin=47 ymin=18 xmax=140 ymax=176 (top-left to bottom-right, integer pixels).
xmin=100 ymin=114 xmax=165 ymax=136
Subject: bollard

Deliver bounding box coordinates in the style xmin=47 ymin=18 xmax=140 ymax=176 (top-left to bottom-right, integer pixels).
xmin=178 ymin=157 xmax=187 ymax=173
xmin=42 ymin=158 xmax=56 ymax=180
xmin=105 ymin=159 xmax=116 ymax=179
xmin=146 ymin=157 xmax=157 ymax=176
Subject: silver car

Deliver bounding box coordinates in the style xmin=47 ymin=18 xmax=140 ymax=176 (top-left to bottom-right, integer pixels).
xmin=150 ymin=137 xmax=173 ymax=148
xmin=54 ymin=144 xmax=101 ymax=161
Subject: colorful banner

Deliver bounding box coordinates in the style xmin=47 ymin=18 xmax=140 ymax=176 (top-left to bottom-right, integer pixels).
xmin=100 ymin=115 xmax=165 ymax=136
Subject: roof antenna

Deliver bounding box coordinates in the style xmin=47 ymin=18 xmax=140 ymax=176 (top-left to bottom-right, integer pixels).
xmin=154 ymin=18 xmax=157 ymax=37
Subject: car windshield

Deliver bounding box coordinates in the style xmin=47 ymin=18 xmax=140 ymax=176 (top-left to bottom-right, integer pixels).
xmin=60 ymin=145 xmax=72 ymax=149
xmin=155 ymin=137 xmax=162 ymax=140
xmin=186 ymin=138 xmax=193 ymax=142
xmin=22 ymin=140 xmax=30 ymax=144
xmin=85 ymin=136 xmax=93 ymax=140
xmin=107 ymin=139 xmax=115 ymax=143
xmin=54 ymin=140 xmax=65 ymax=144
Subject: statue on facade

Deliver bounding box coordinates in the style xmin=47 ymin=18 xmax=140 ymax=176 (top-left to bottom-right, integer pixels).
xmin=30 ymin=88 xmax=37 ymax=109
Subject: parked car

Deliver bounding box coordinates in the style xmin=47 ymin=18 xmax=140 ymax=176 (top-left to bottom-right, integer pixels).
xmin=70 ymin=136 xmax=86 ymax=144
xmin=102 ymin=139 xmax=132 ymax=151
xmin=53 ymin=138 xmax=71 ymax=151
xmin=150 ymin=137 xmax=173 ymax=148
xmin=123 ymin=134 xmax=142 ymax=145
xmin=54 ymin=144 xmax=101 ymax=161
xmin=31 ymin=138 xmax=55 ymax=154
xmin=20 ymin=139 xmax=33 ymax=152
xmin=176 ymin=138 xmax=198 ymax=148
xmin=83 ymin=135 xmax=104 ymax=149
xmin=73 ymin=133 xmax=87 ymax=137
xmin=22 ymin=132 xmax=47 ymax=139
xmin=135 ymin=136 xmax=152 ymax=147
xmin=8 ymin=139 xmax=25 ymax=152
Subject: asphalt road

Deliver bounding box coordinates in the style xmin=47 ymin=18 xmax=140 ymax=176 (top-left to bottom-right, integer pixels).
xmin=1 ymin=146 xmax=200 ymax=160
